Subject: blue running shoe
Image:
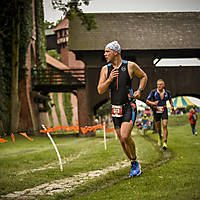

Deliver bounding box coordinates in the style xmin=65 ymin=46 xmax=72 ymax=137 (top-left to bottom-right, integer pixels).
xmin=129 ymin=161 xmax=141 ymax=177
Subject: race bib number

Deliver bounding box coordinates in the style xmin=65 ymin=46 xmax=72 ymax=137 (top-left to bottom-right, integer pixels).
xmin=112 ymin=105 xmax=123 ymax=117
xmin=156 ymin=106 xmax=164 ymax=113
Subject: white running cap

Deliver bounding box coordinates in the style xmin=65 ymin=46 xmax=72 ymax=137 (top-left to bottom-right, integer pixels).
xmin=105 ymin=41 xmax=121 ymax=54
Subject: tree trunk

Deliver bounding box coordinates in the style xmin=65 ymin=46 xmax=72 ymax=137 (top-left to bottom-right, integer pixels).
xmin=10 ymin=0 xmax=21 ymax=132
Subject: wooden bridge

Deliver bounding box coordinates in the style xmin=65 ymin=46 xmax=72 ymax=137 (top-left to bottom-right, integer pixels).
xmin=32 ymin=68 xmax=85 ymax=93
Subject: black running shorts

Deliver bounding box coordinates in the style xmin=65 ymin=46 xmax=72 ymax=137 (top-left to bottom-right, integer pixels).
xmin=154 ymin=107 xmax=168 ymax=122
xmin=112 ymin=102 xmax=137 ymax=129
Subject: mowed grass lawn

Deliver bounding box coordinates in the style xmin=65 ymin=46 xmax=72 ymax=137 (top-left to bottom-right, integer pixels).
xmin=0 ymin=114 xmax=199 ymax=200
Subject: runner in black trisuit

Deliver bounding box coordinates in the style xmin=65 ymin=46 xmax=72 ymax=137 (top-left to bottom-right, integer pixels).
xmin=97 ymin=41 xmax=147 ymax=177
xmin=107 ymin=60 xmax=137 ymax=129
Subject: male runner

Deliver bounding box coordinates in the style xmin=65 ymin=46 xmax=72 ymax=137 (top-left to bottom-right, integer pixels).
xmin=146 ymin=79 xmax=174 ymax=150
xmin=97 ymin=41 xmax=147 ymax=177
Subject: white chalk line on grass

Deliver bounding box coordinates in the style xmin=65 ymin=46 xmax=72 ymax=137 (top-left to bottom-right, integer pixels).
xmin=2 ymin=160 xmax=130 ymax=199
xmin=17 ymin=151 xmax=86 ymax=175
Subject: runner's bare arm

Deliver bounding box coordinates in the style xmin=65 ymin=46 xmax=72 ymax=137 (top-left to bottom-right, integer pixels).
xmin=128 ymin=61 xmax=148 ymax=98
xmin=97 ymin=66 xmax=118 ymax=94
xmin=146 ymin=99 xmax=159 ymax=106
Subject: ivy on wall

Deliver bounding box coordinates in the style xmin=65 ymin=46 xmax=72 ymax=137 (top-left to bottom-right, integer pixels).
xmin=50 ymin=92 xmax=73 ymax=127
xmin=53 ymin=93 xmax=62 ymax=125
xmin=47 ymin=50 xmax=61 ymax=61
xmin=19 ymin=0 xmax=33 ymax=73
xmin=0 ymin=1 xmax=13 ymax=135
xmin=35 ymin=0 xmax=46 ymax=69
xmin=63 ymin=93 xmax=73 ymax=126
xmin=0 ymin=38 xmax=10 ymax=135
xmin=0 ymin=0 xmax=33 ymax=135
xmin=48 ymin=107 xmax=54 ymax=127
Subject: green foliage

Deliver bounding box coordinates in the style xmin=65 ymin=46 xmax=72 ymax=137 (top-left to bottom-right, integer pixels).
xmin=44 ymin=18 xmax=64 ymax=29
xmin=44 ymin=20 xmax=55 ymax=29
xmin=53 ymin=93 xmax=62 ymax=125
xmin=0 ymin=0 xmax=33 ymax=135
xmin=0 ymin=38 xmax=10 ymax=134
xmin=19 ymin=0 xmax=33 ymax=76
xmin=35 ymin=0 xmax=47 ymax=69
xmin=48 ymin=108 xmax=54 ymax=127
xmin=51 ymin=0 xmax=97 ymax=30
xmin=96 ymin=101 xmax=111 ymax=119
xmin=47 ymin=50 xmax=61 ymax=61
xmin=63 ymin=93 xmax=73 ymax=126
xmin=0 ymin=0 xmax=12 ymax=68
xmin=76 ymin=13 xmax=98 ymax=31
xmin=0 ymin=0 xmax=12 ymax=101
xmin=47 ymin=92 xmax=73 ymax=127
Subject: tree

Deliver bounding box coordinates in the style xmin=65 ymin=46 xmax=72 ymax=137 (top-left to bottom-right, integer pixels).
xmin=35 ymin=0 xmax=46 ymax=69
xmin=0 ymin=0 xmax=32 ymax=135
xmin=51 ymin=0 xmax=97 ymax=30
xmin=1 ymin=0 xmax=96 ymax=135
xmin=96 ymin=101 xmax=111 ymax=119
xmin=10 ymin=0 xmax=21 ymax=133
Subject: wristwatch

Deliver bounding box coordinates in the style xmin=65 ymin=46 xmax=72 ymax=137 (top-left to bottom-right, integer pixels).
xmin=138 ymin=88 xmax=143 ymax=93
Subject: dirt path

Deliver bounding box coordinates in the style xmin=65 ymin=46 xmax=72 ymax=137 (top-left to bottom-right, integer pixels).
xmin=2 ymin=160 xmax=130 ymax=199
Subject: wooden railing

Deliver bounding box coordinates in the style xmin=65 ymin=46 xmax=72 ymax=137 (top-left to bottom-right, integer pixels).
xmin=32 ymin=68 xmax=85 ymax=92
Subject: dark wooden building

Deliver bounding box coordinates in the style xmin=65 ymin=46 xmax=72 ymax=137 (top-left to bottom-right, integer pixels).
xmin=68 ymin=12 xmax=200 ymax=112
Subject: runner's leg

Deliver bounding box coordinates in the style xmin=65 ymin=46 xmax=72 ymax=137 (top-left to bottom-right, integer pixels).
xmin=162 ymin=119 xmax=168 ymax=143
xmin=116 ymin=122 xmax=136 ymax=160
xmin=122 ymin=122 xmax=136 ymax=160
xmin=156 ymin=121 xmax=162 ymax=138
xmin=156 ymin=120 xmax=163 ymax=146
xmin=115 ymin=127 xmax=133 ymax=160
xmin=120 ymin=122 xmax=141 ymax=177
xmin=191 ymin=124 xmax=195 ymax=135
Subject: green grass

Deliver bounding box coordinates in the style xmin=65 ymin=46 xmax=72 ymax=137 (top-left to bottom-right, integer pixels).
xmin=0 ymin=114 xmax=200 ymax=199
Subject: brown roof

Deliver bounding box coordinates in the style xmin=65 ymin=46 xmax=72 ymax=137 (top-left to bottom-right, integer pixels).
xmin=54 ymin=17 xmax=69 ymax=31
xmin=68 ymin=12 xmax=200 ymax=51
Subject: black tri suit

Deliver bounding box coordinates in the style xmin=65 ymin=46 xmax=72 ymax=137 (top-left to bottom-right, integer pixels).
xmin=107 ymin=60 xmax=137 ymax=129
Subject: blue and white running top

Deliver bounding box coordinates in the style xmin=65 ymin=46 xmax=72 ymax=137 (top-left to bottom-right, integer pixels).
xmin=147 ymin=89 xmax=171 ymax=106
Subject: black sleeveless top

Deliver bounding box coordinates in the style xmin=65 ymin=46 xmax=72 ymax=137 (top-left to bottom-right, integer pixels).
xmin=107 ymin=60 xmax=132 ymax=105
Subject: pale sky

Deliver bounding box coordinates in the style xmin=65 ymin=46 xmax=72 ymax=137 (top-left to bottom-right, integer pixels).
xmin=44 ymin=0 xmax=200 ymax=23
